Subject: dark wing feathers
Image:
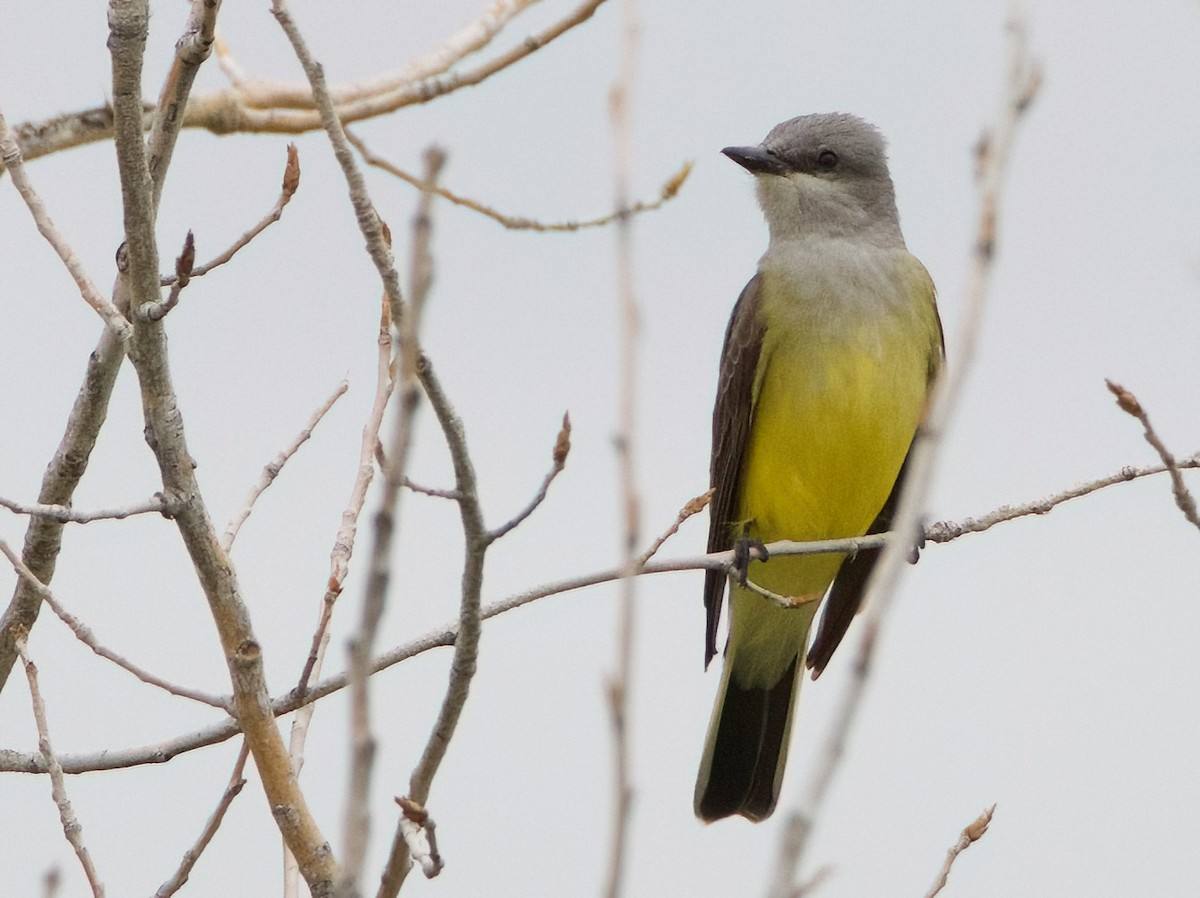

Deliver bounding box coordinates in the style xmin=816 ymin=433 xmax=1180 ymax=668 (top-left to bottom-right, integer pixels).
xmin=704 ymin=275 xmax=765 ymax=668
xmin=805 ymin=450 xmax=908 ymax=677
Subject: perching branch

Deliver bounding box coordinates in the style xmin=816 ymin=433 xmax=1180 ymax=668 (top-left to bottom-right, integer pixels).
xmin=2 ymin=450 xmax=1193 ymax=778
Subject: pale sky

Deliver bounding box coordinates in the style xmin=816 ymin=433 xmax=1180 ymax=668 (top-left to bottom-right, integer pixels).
xmin=2 ymin=1 xmax=1199 ymax=896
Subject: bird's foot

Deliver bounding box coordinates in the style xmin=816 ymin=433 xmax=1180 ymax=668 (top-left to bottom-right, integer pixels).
xmin=732 ymin=536 xmax=769 ymax=586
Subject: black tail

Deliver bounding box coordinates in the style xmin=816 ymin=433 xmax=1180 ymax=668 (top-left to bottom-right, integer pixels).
xmin=694 ymin=654 xmax=800 ymax=822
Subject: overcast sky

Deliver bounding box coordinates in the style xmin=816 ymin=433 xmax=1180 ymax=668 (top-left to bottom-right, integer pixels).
xmin=2 ymin=1 xmax=1199 ymax=896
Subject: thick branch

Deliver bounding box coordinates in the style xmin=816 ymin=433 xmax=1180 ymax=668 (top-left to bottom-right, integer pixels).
xmin=108 ymin=1 xmax=338 ymax=892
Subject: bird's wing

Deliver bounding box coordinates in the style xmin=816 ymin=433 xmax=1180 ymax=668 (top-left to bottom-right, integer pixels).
xmin=704 ymin=274 xmax=766 ymax=669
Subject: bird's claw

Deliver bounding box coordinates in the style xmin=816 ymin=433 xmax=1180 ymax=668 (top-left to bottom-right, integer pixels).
xmin=732 ymin=536 xmax=769 ymax=586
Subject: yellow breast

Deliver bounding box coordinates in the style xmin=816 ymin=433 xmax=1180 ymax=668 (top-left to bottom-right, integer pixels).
xmin=736 ymin=262 xmax=934 ymax=599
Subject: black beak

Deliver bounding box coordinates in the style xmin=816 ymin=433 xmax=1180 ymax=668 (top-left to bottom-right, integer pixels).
xmin=722 ymin=145 xmax=788 ymax=176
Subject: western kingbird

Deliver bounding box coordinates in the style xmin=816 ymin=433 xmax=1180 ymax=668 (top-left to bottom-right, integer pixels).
xmin=694 ymin=113 xmax=944 ymax=823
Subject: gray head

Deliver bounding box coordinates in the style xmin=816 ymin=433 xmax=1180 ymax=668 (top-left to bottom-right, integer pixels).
xmin=723 ymin=113 xmax=904 ymax=246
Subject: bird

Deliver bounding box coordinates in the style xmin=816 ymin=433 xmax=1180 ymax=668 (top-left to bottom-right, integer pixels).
xmin=694 ymin=113 xmax=944 ymax=823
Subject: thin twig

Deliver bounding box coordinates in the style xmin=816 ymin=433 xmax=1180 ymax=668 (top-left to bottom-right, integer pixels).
xmin=162 ymin=144 xmax=302 ymax=285
xmin=0 ymin=111 xmax=129 ymax=336
xmin=155 ymin=742 xmax=251 ymax=898
xmin=141 ymin=231 xmax=195 ymax=321
xmin=5 ymin=453 xmax=1194 ymax=778
xmin=285 ymin=316 xmax=392 ymax=898
xmin=485 ymin=413 xmax=571 ymax=542
xmin=636 ymin=488 xmax=712 ymax=567
xmin=271 ymin=0 xmax=403 ymax=318
xmin=738 ymin=575 xmax=822 ymax=610
xmin=603 ymin=3 xmax=640 ymax=895
xmin=337 ymin=139 xmax=440 ymax=896
xmin=0 ymin=537 xmax=226 ymax=707
xmin=766 ymin=13 xmax=1039 ymax=897
xmin=295 ymin=310 xmax=395 ymax=696
xmin=16 ymin=637 xmax=105 ymax=897
xmin=268 ymin=2 xmax=409 ymax=889
xmin=350 ymin=130 xmax=690 ymax=232
xmin=923 ymin=454 xmax=1200 ymax=542
xmin=1105 ymin=380 xmax=1200 ymax=532
xmin=222 ymin=0 xmax=542 ymax=109
xmin=222 ymin=378 xmax=348 ymax=551
xmin=0 ymin=494 xmax=170 ymax=523
xmin=402 ymin=478 xmax=462 ymax=501
xmin=924 ymin=805 xmax=996 ymax=898
xmin=4 ymin=1 xmax=610 ymax=166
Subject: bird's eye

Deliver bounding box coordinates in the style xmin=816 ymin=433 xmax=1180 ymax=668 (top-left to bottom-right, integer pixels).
xmin=816 ymin=149 xmax=838 ymax=170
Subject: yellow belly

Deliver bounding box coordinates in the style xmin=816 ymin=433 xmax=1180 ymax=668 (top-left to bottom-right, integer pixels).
xmin=727 ymin=296 xmax=930 ymax=688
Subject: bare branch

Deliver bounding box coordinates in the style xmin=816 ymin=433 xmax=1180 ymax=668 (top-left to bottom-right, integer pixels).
xmin=222 ymin=378 xmax=349 ymax=551
xmin=17 ymin=637 xmax=106 ymax=897
xmin=163 ymin=144 xmax=302 ymax=285
xmin=294 ymin=312 xmax=393 ymax=696
xmin=603 ymin=4 xmax=641 ymax=894
xmin=145 ymin=0 xmax=223 ymax=211
xmin=271 ymin=0 xmax=403 ymax=325
xmin=225 ymin=0 xmax=542 ymax=109
xmin=140 ymin=231 xmax=195 ymax=321
xmin=924 ymin=454 xmax=1200 ymax=542
xmin=350 ymin=130 xmax=690 ymax=231
xmin=0 ymin=1 xmax=225 ymax=690
xmin=485 ymin=412 xmax=571 ymax=542
xmin=109 ymin=1 xmax=339 ymax=891
xmin=6 ymin=450 xmax=1194 ymax=777
xmin=6 ymin=1 xmax=608 ymax=166
xmin=155 ymin=742 xmax=251 ymax=898
xmin=1105 ymin=380 xmax=1200 ymax=532
xmin=0 ymin=110 xmax=129 ymax=336
xmin=924 ymin=805 xmax=996 ymax=898
xmin=340 ymin=141 xmax=441 ymax=894
xmin=738 ymin=575 xmax=823 ymax=610
xmin=406 ymin=359 xmax=487 ymax=803
xmin=636 ymin=488 xmax=712 ymax=567
xmin=0 ymin=324 xmax=128 ymax=692
xmin=0 ymin=494 xmax=171 ymax=523
xmin=402 ymin=478 xmax=462 ymax=501
xmin=0 ymin=537 xmax=226 ymax=707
